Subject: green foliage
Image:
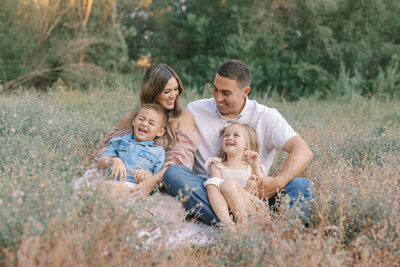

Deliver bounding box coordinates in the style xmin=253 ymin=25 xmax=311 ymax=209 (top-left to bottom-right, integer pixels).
xmin=137 ymin=0 xmax=400 ymax=99
xmin=0 ymin=0 xmax=131 ymax=91
xmin=2 ymin=0 xmax=399 ymax=99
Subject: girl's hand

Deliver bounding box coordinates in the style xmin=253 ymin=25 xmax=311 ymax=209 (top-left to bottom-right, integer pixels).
xmin=244 ymin=150 xmax=260 ymax=168
xmin=111 ymin=158 xmax=127 ymax=180
xmin=133 ymin=169 xmax=151 ymax=182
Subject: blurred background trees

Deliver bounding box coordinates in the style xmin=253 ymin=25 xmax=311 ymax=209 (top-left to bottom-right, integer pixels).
xmin=1 ymin=0 xmax=399 ymax=99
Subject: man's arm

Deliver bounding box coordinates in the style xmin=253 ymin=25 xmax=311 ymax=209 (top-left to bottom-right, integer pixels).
xmin=258 ymin=135 xmax=313 ymax=199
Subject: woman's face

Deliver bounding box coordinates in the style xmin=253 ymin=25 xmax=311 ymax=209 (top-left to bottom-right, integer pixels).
xmin=156 ymin=77 xmax=179 ymax=110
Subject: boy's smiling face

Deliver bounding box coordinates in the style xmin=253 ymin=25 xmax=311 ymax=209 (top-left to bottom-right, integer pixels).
xmin=132 ymin=108 xmax=166 ymax=142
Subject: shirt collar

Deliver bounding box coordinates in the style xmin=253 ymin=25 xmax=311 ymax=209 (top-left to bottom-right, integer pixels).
xmin=214 ymin=97 xmax=250 ymax=122
xmin=130 ymin=134 xmax=156 ymax=146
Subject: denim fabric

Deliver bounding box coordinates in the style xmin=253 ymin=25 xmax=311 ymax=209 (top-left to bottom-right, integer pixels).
xmin=163 ymin=164 xmax=314 ymax=225
xmin=101 ymin=134 xmax=165 ymax=183
xmin=268 ymin=177 xmax=314 ymax=224
xmin=163 ymin=164 xmax=219 ymax=225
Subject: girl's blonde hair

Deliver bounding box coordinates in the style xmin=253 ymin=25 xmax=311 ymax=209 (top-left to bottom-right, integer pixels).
xmin=135 ymin=63 xmax=183 ymax=146
xmin=217 ymin=122 xmax=259 ymax=162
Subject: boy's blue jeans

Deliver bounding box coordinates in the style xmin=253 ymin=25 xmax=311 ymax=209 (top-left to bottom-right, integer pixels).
xmin=163 ymin=164 xmax=314 ymax=225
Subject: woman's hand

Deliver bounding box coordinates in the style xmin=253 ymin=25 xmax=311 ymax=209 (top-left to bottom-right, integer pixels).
xmin=111 ymin=158 xmax=127 ymax=180
xmin=130 ymin=174 xmax=161 ymax=199
xmin=133 ymin=169 xmax=151 ymax=182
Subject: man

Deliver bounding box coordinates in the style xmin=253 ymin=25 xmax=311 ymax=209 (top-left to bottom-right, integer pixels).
xmin=163 ymin=59 xmax=314 ymax=225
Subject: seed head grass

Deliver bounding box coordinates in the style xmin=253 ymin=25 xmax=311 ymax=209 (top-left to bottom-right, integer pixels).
xmin=0 ymin=85 xmax=399 ymax=266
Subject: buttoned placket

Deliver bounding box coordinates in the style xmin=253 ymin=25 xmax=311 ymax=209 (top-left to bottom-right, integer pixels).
xmin=216 ymin=109 xmax=242 ymax=128
xmin=214 ymin=97 xmax=250 ymax=128
xmin=126 ymin=142 xmax=142 ymax=179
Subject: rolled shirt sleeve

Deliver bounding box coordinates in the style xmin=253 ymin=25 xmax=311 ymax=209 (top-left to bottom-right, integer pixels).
xmin=267 ymin=109 xmax=298 ymax=151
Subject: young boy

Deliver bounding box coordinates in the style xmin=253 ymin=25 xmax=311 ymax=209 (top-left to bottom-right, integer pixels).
xmin=96 ymin=103 xmax=167 ymax=194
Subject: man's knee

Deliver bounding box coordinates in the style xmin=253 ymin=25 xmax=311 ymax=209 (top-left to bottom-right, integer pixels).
xmin=286 ymin=177 xmax=314 ymax=200
xmin=287 ymin=177 xmax=312 ymax=190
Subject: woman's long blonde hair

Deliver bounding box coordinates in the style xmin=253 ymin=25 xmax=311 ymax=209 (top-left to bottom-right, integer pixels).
xmin=217 ymin=122 xmax=259 ymax=162
xmin=136 ymin=63 xmax=184 ymax=146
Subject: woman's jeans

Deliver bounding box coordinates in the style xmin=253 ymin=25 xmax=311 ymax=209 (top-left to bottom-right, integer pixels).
xmin=163 ymin=164 xmax=314 ymax=226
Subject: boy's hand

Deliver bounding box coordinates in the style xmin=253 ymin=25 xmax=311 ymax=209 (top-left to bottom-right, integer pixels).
xmin=111 ymin=158 xmax=127 ymax=180
xmin=244 ymin=150 xmax=260 ymax=168
xmin=133 ymin=169 xmax=151 ymax=182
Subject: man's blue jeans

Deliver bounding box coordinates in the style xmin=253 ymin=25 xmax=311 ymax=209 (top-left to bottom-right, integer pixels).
xmin=163 ymin=164 xmax=314 ymax=225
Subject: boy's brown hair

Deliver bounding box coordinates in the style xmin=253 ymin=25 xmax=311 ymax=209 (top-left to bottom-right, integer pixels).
xmin=132 ymin=103 xmax=168 ymax=130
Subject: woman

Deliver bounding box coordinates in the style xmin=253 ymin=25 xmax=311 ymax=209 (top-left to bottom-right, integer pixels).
xmin=95 ymin=63 xmax=199 ymax=197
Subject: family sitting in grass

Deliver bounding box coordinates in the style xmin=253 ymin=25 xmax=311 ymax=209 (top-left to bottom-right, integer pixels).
xmin=77 ymin=59 xmax=314 ymax=231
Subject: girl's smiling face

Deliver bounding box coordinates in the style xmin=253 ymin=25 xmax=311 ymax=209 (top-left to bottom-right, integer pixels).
xmin=222 ymin=124 xmax=247 ymax=155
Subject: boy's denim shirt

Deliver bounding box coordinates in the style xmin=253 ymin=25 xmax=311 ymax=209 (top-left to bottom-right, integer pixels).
xmin=101 ymin=134 xmax=165 ymax=183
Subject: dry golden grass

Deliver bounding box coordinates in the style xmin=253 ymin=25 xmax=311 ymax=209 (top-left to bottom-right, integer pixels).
xmin=0 ymin=87 xmax=399 ymax=266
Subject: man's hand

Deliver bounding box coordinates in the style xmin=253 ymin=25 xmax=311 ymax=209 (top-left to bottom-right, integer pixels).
xmin=257 ymin=176 xmax=283 ymax=200
xmin=245 ymin=174 xmax=259 ymax=196
xmin=111 ymin=158 xmax=127 ymax=180
xmin=133 ymin=169 xmax=151 ymax=182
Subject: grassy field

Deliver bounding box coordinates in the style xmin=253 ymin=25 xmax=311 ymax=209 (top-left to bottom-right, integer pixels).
xmin=0 ymin=83 xmax=399 ymax=266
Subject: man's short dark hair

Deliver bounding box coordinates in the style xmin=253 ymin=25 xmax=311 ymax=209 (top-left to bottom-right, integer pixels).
xmin=216 ymin=59 xmax=251 ymax=89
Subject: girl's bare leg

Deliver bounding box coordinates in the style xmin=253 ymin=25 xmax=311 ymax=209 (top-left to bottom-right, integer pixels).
xmin=220 ymin=179 xmax=253 ymax=227
xmin=205 ymin=185 xmax=235 ymax=229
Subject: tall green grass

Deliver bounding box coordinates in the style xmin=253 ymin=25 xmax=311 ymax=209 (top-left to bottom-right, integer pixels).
xmin=0 ymin=85 xmax=399 ymax=265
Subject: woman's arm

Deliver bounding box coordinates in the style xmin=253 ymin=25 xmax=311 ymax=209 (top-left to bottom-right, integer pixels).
xmin=175 ymin=110 xmax=195 ymax=132
xmin=130 ymin=166 xmax=167 ymax=196
xmin=116 ymin=112 xmax=133 ymax=129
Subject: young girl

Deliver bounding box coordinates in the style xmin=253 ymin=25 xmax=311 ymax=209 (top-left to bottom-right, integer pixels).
xmin=204 ymin=122 xmax=264 ymax=229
